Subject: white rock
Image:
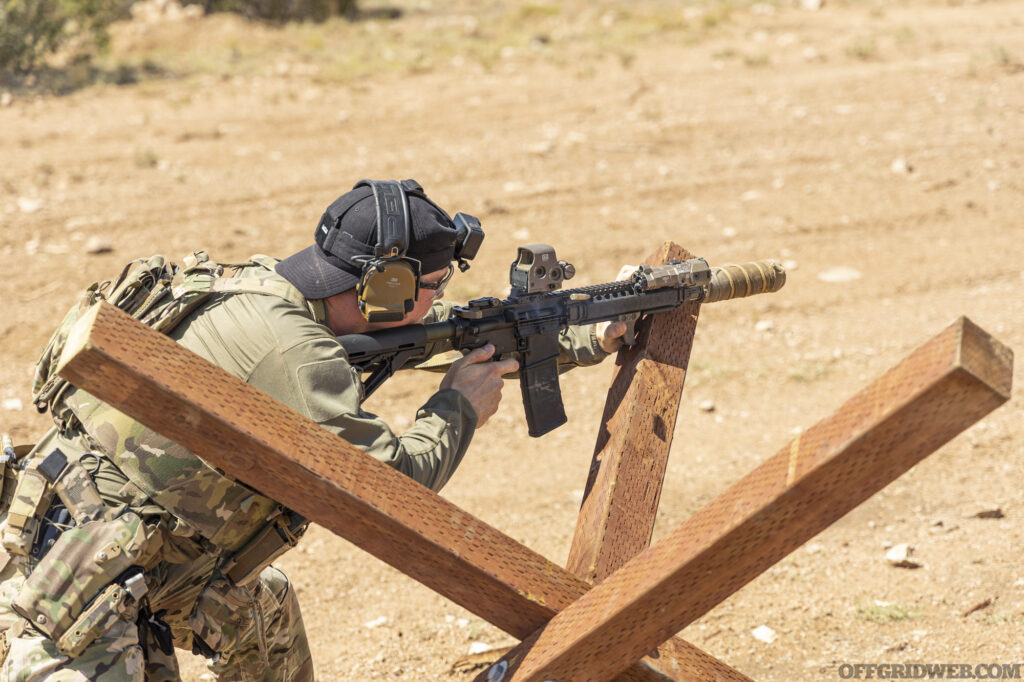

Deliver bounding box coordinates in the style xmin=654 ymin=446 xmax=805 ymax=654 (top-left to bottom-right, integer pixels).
xmin=17 ymin=197 xmax=43 ymax=213
xmin=722 ymin=227 xmax=738 ymax=238
xmin=755 ymin=320 xmax=775 ymax=333
xmin=885 ymin=543 xmax=922 ymax=568
xmin=363 ymin=616 xmax=388 ymax=628
xmin=741 ymin=189 xmax=762 ymax=202
xmin=802 ymin=47 xmax=822 ymax=62
xmin=752 ymin=625 xmax=777 ymax=643
xmin=85 ymin=236 xmax=114 ymax=255
xmin=799 ymin=0 xmax=823 ymax=10
xmin=512 ymin=228 xmax=531 ymax=241
xmin=891 ymin=158 xmax=913 ymax=175
xmin=2 ymin=398 xmax=23 ymax=411
xmin=782 ymin=259 xmax=799 ymax=271
xmin=456 ymin=618 xmax=470 ymax=628
xmin=699 ymin=400 xmax=715 ymax=413
xmin=817 ymin=266 xmax=861 ymax=283
xmin=0 ymin=92 xmax=12 ymax=107
xmin=468 ymin=642 xmax=493 ymax=655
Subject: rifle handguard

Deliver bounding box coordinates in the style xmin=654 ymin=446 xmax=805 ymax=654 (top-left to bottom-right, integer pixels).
xmin=704 ymin=260 xmax=786 ymax=303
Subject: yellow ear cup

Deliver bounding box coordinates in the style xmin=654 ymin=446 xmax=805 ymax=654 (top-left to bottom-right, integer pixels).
xmin=357 ymin=260 xmax=419 ymax=322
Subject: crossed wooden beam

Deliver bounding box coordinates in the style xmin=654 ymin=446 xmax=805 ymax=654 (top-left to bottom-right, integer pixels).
xmin=56 ymin=243 xmax=1012 ymax=681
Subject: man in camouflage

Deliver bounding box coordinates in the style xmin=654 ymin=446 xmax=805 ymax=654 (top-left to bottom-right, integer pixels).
xmin=0 ymin=180 xmax=628 ymax=680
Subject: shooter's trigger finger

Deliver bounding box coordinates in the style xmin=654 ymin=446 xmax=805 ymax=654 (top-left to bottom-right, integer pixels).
xmin=462 ymin=344 xmax=496 ymax=364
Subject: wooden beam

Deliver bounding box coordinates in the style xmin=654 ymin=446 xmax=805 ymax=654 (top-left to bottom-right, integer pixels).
xmin=57 ymin=302 xmax=735 ymax=681
xmin=476 ymin=317 xmax=1013 ymax=681
xmin=569 ymin=242 xmax=740 ymax=681
xmin=568 ymin=242 xmax=701 ymax=584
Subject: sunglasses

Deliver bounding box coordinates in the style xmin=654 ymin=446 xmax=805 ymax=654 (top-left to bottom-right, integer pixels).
xmin=419 ymin=264 xmax=454 ymax=300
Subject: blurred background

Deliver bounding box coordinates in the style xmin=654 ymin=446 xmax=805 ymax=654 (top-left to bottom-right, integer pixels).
xmin=2 ymin=0 xmax=1022 ymax=679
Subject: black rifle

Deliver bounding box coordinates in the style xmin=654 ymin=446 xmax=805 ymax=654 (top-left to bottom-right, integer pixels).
xmin=338 ymin=245 xmax=786 ymax=437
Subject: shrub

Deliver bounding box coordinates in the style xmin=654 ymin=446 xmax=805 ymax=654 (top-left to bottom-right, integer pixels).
xmin=0 ymin=0 xmax=127 ymax=75
xmin=198 ymin=0 xmax=357 ymax=23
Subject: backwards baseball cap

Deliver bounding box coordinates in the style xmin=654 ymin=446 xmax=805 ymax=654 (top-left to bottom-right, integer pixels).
xmin=276 ymin=180 xmax=459 ymax=299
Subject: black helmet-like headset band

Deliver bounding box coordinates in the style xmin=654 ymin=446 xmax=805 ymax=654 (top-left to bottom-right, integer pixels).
xmin=357 ymin=179 xmax=411 ymax=259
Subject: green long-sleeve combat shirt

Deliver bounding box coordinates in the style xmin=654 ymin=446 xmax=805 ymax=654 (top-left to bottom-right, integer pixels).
xmin=167 ymin=262 xmax=609 ymax=493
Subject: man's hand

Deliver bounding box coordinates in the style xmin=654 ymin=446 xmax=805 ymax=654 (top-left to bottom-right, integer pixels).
xmin=440 ymin=344 xmax=519 ymax=428
xmin=595 ymin=264 xmax=638 ymax=354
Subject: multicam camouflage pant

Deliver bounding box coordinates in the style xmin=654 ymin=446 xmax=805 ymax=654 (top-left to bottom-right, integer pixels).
xmin=0 ymin=555 xmax=313 ymax=681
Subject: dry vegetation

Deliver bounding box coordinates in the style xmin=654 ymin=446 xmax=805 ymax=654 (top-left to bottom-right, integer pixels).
xmin=1 ymin=0 xmax=1022 ymax=679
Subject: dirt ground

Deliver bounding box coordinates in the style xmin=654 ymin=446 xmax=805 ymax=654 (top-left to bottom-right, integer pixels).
xmin=1 ymin=0 xmax=1022 ymax=679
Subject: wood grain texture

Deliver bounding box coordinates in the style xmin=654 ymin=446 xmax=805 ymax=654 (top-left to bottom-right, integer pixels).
xmin=567 ymin=241 xmax=700 ymax=584
xmin=57 ymin=302 xmax=736 ymax=682
xmin=476 ymin=317 xmax=1013 ymax=682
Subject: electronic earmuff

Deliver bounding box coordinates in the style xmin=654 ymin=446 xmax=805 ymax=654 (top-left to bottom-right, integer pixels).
xmin=353 ymin=179 xmax=423 ymax=323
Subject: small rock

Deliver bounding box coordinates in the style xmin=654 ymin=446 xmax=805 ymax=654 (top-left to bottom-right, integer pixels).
xmin=699 ymin=400 xmax=716 ymax=413
xmin=754 ymin=320 xmax=775 ymax=333
xmin=782 ymin=259 xmax=799 ymax=271
xmin=752 ymin=625 xmax=777 ymax=643
xmin=885 ymin=543 xmax=921 ymax=569
xmin=802 ymin=47 xmax=822 ymax=62
xmin=511 ymin=228 xmax=531 ymax=240
xmin=2 ymin=398 xmax=23 ymax=411
xmin=891 ymin=158 xmax=913 ymax=175
xmin=970 ymin=506 xmax=1005 ymax=519
xmin=798 ymin=0 xmax=823 ymax=10
xmin=527 ymin=141 xmax=554 ymax=155
xmin=741 ymin=189 xmax=762 ymax=202
xmin=17 ymin=197 xmax=43 ymax=213
xmin=456 ymin=618 xmax=469 ymax=628
xmin=929 ymin=519 xmax=959 ymax=534
xmin=363 ymin=616 xmax=388 ymax=628
xmin=0 ymin=92 xmax=12 ymax=107
xmin=817 ymin=266 xmax=862 ymax=283
xmin=85 ymin=236 xmax=114 ymax=255
xmin=468 ymin=642 xmax=493 ymax=655
xmin=722 ymin=227 xmax=738 ymax=238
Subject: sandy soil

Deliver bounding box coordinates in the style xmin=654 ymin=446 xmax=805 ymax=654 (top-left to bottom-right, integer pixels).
xmin=1 ymin=1 xmax=1022 ymax=679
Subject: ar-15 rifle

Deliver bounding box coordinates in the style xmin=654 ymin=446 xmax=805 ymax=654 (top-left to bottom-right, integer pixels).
xmin=338 ymin=245 xmax=786 ymax=437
